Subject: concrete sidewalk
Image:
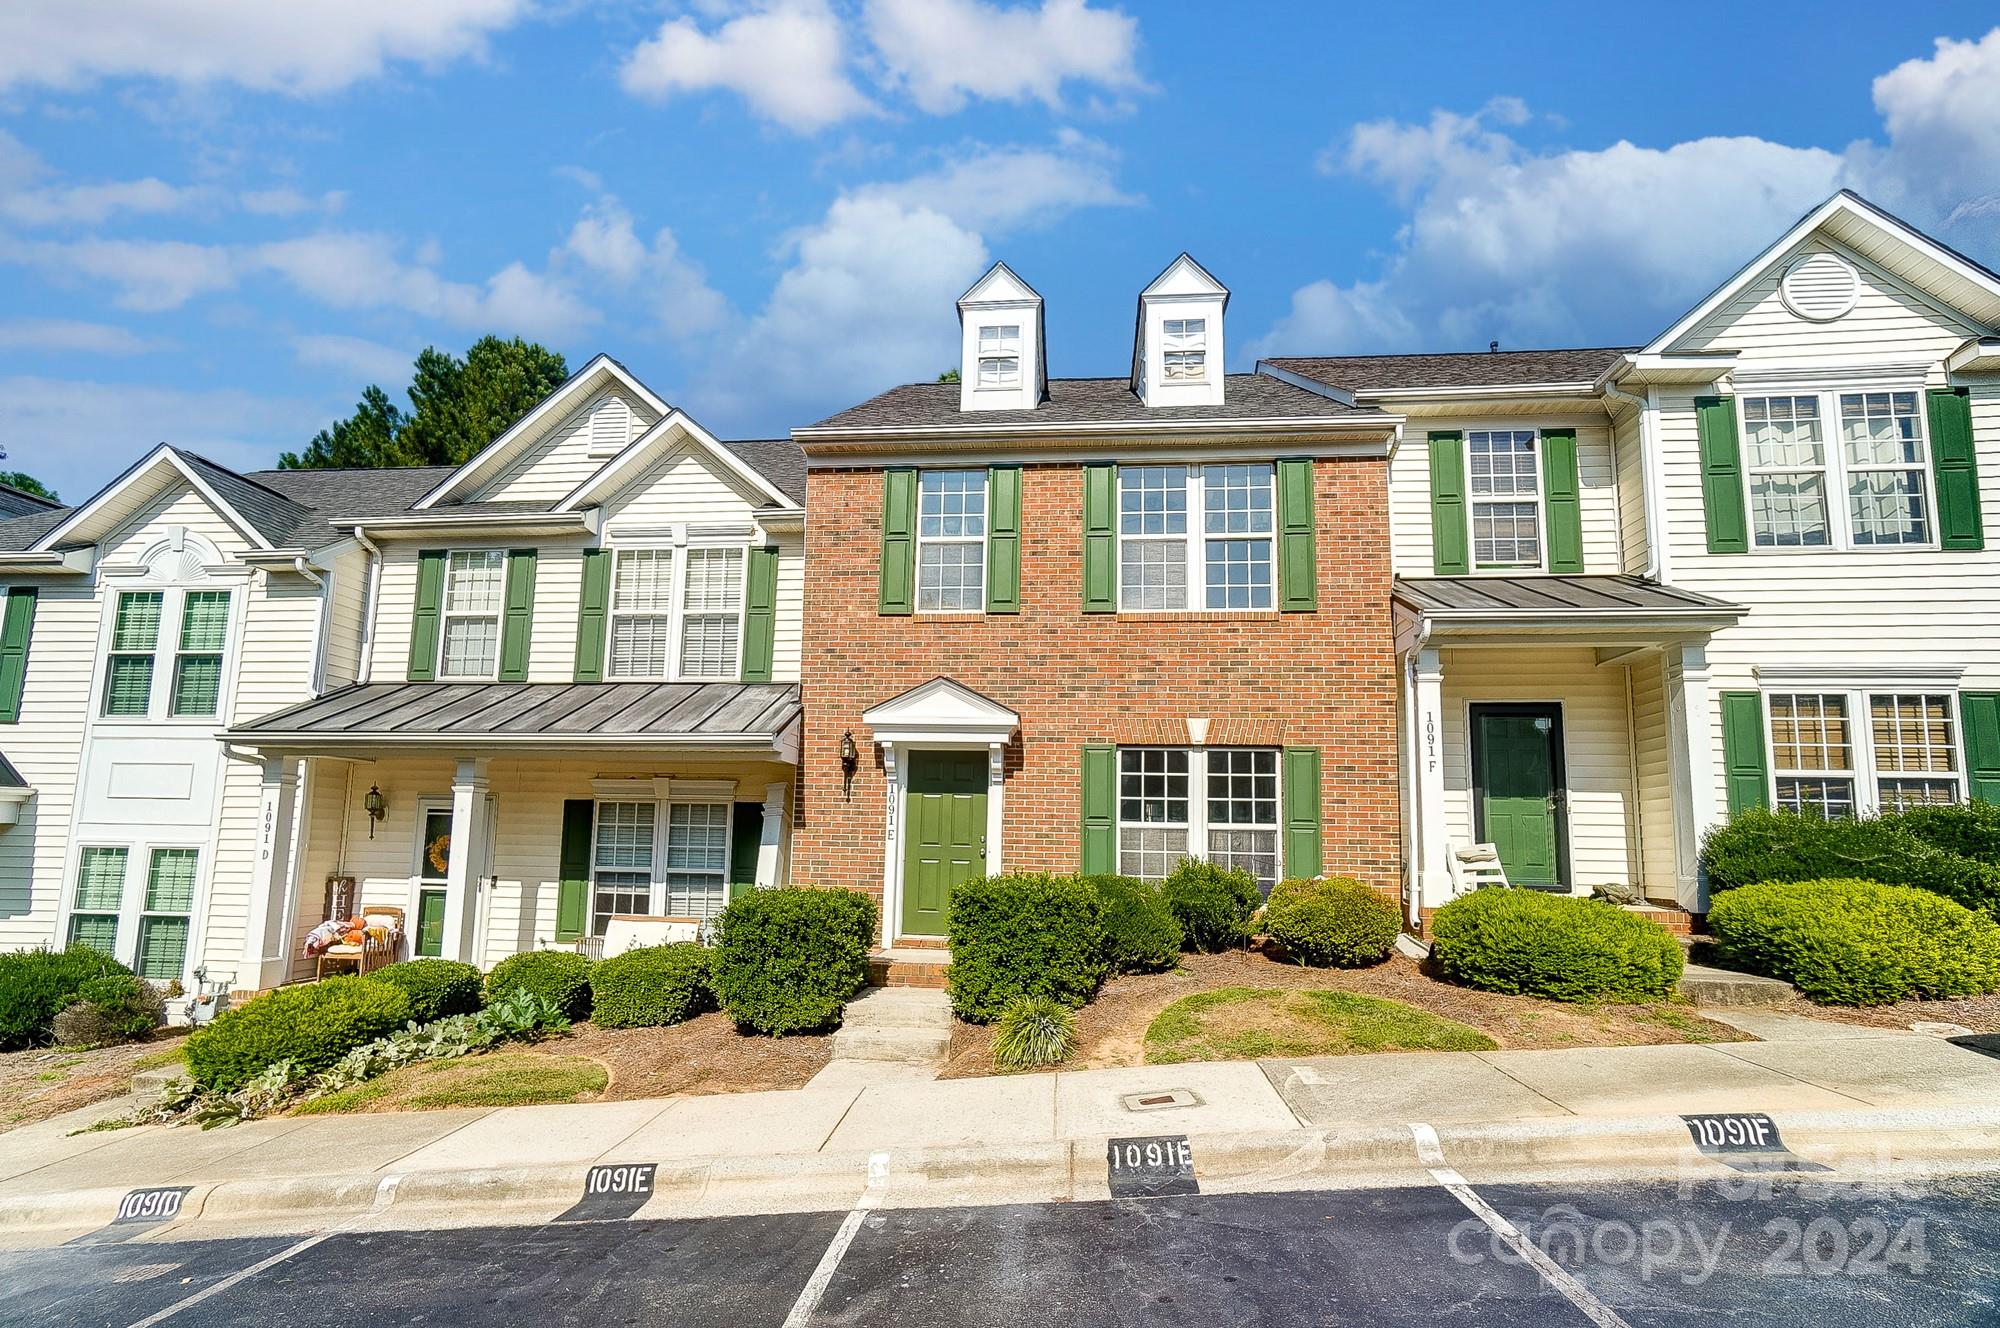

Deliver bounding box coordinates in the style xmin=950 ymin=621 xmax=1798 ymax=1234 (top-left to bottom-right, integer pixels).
xmin=3 ymin=1024 xmax=1997 ymax=1238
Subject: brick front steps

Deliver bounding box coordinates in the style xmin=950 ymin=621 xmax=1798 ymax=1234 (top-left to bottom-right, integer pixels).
xmin=868 ymin=947 xmax=950 ymax=989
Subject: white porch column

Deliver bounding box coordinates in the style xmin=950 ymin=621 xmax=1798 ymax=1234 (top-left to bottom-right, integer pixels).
xmin=441 ymin=758 xmax=491 ymax=963
xmin=1411 ymin=647 xmax=1452 ymax=912
xmin=242 ymin=757 xmax=300 ymax=990
xmin=756 ymin=781 xmax=788 ymax=887
xmin=1664 ymin=641 xmax=1718 ymax=912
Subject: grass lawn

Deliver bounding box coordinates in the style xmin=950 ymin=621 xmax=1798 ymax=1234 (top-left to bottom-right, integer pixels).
xmin=294 ymin=1052 xmax=608 ymax=1115
xmin=1144 ymin=987 xmax=1498 ymax=1065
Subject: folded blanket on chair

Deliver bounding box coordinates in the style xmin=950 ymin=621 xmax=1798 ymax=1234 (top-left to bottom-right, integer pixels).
xmin=301 ymin=917 xmax=350 ymax=959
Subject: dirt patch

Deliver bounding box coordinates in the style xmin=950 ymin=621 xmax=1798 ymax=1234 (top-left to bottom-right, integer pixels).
xmin=0 ymin=1032 xmax=188 ymax=1133
xmin=940 ymin=949 xmax=1745 ymax=1078
xmin=1774 ymin=992 xmax=2000 ymax=1035
xmin=526 ymin=1011 xmax=831 ymax=1099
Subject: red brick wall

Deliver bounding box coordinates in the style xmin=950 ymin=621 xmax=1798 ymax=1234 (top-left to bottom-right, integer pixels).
xmin=792 ymin=456 xmax=1403 ymax=922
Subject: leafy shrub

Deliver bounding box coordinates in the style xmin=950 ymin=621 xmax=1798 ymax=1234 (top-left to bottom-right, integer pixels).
xmin=485 ymin=950 xmax=595 ymax=1022
xmin=365 ymin=959 xmax=483 ymax=1023
xmin=947 ymin=873 xmax=1108 ymax=1022
xmin=52 ymin=975 xmax=164 ymax=1047
xmin=711 ymin=887 xmax=877 ymax=1034
xmin=1884 ymin=801 xmax=2000 ymax=866
xmin=1708 ymin=878 xmax=2000 ymax=1005
xmin=1429 ymin=888 xmax=1684 ymax=1002
xmin=0 ymin=945 xmax=133 ymax=1050
xmin=1263 ymin=876 xmax=1401 ymax=968
xmin=993 ymin=996 xmax=1078 ymax=1069
xmin=185 ymin=977 xmax=412 ymax=1091
xmin=1701 ymin=808 xmax=2000 ymax=917
xmin=591 ymin=944 xmax=714 ymax=1028
xmin=1160 ymin=860 xmax=1264 ymax=952
xmin=1084 ymin=874 xmax=1182 ymax=974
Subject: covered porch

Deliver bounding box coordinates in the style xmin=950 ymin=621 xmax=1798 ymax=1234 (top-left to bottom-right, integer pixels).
xmin=223 ymin=681 xmax=800 ymax=987
xmin=1396 ymin=575 xmax=1744 ymax=925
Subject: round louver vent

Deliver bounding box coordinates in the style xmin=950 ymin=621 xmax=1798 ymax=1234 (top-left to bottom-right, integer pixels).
xmin=1780 ymin=252 xmax=1859 ymax=322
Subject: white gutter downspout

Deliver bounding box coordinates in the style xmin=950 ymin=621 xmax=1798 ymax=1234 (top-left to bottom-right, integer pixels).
xmin=1401 ymin=616 xmax=1432 ymax=929
xmin=1600 ymin=377 xmax=1665 ymax=582
xmin=291 ymin=556 xmax=329 ymax=695
xmin=352 ymin=528 xmax=383 ymax=686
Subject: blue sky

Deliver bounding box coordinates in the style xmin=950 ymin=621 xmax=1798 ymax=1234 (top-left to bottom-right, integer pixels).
xmin=5 ymin=2 xmax=2000 ymax=503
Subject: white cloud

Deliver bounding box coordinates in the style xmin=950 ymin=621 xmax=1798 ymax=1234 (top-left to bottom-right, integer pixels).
xmin=291 ymin=332 xmax=412 ymax=383
xmin=241 ymin=187 xmax=348 ymax=217
xmin=863 ymin=0 xmax=1146 ymax=115
xmin=0 ymin=127 xmax=202 ymax=227
xmin=0 ymin=318 xmax=162 ymax=354
xmin=620 ymin=0 xmax=873 ymax=134
xmin=11 ymin=235 xmax=240 ymax=311
xmin=1859 ymin=28 xmax=2000 ymax=224
xmin=0 ymin=0 xmax=534 ymax=96
xmin=854 ymin=133 xmax=1137 ymax=235
xmin=561 ymin=199 xmax=730 ymax=337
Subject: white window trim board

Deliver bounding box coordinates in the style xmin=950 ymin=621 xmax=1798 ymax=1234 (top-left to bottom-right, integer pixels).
xmin=1761 ymin=686 xmax=1968 ymax=816
xmin=1737 ymin=386 xmax=1939 ymax=553
xmin=1115 ymin=463 xmax=1277 ymax=613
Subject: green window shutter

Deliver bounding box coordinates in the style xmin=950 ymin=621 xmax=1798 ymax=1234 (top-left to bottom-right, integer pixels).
xmin=1080 ymin=744 xmax=1116 ymax=874
xmin=740 ymin=546 xmax=780 ymax=682
xmin=0 ymin=588 xmax=37 ymax=724
xmin=497 ymin=549 xmax=538 ymax=682
xmin=878 ymin=467 xmax=917 ymax=615
xmin=728 ymin=801 xmax=765 ymax=902
xmin=1082 ymin=463 xmax=1117 ymax=613
xmin=1282 ymin=746 xmax=1323 ymax=880
xmin=1276 ymin=458 xmax=1317 ymax=611
xmin=1696 ymin=396 xmax=1749 ymax=554
xmin=1960 ymin=692 xmax=2000 ymax=805
xmin=1927 ymin=387 xmax=1983 ymax=551
xmin=556 ymin=799 xmax=593 ymax=942
xmin=1540 ymin=428 xmax=1584 ymax=573
xmin=407 ymin=549 xmax=446 ymax=682
xmin=1719 ymin=691 xmax=1769 ymax=815
xmin=573 ymin=548 xmax=611 ymax=682
xmin=1427 ymin=432 xmax=1469 ymax=575
xmin=985 ymin=464 xmax=1022 ymax=614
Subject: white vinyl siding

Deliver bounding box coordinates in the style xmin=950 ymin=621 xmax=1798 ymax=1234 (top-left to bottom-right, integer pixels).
xmin=480 ymin=389 xmax=659 ymax=503
xmin=1389 ymin=421 xmax=1622 ymax=578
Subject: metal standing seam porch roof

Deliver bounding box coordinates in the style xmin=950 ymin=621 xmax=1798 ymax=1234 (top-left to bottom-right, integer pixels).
xmin=1394 ymin=575 xmax=1745 ymax=623
xmin=226 ymin=681 xmax=802 ymax=750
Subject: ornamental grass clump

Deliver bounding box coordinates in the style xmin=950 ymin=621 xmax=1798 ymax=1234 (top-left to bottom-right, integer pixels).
xmin=992 ymin=996 xmax=1078 ymax=1069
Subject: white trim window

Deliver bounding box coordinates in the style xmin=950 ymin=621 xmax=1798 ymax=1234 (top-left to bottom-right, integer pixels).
xmin=102 ymin=588 xmax=235 ymax=720
xmin=916 ymin=469 xmax=987 ymax=612
xmin=1467 ymin=430 xmax=1542 ymax=570
xmin=589 ymin=798 xmax=733 ymax=933
xmin=64 ymin=844 xmax=198 ymax=979
xmin=1766 ymin=689 xmax=1962 ymax=817
xmin=67 ymin=846 xmax=128 ymax=954
xmin=1162 ymin=318 xmax=1207 ymax=380
xmin=976 ymin=325 xmax=1021 ymax=388
xmin=679 ymin=547 xmax=745 ymax=679
xmin=439 ymin=549 xmax=505 ymax=679
xmin=1119 ymin=464 xmax=1274 ymax=610
xmin=136 ymin=848 xmax=197 ymax=979
xmin=1117 ymin=746 xmax=1281 ymax=892
xmin=663 ymin=803 xmax=730 ymax=918
xmin=591 ymin=801 xmax=654 ymax=936
xmin=605 ymin=546 xmax=746 ymax=680
xmin=170 ymin=591 xmax=230 ymax=717
xmin=609 ymin=548 xmax=675 ymax=678
xmin=1741 ymin=390 xmax=1932 ymax=549
xmin=103 ymin=592 xmax=163 ymax=717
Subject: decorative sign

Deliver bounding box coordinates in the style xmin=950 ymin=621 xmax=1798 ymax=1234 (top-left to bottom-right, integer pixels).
xmin=1106 ymin=1135 xmax=1198 ymax=1199
xmin=1681 ymin=1113 xmax=1829 ymax=1173
xmin=555 ymin=1163 xmax=657 ymax=1223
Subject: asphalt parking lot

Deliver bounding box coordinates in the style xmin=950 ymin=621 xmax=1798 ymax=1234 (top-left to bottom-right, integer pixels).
xmin=4 ymin=1172 xmax=1996 ymax=1327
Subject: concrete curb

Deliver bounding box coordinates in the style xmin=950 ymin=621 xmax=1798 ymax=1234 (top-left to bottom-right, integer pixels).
xmin=5 ymin=1104 xmax=1997 ymax=1240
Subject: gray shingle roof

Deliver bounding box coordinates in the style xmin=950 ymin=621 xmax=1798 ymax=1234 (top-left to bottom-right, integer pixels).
xmin=1266 ymin=347 xmax=1635 ymax=393
xmin=806 ymin=374 xmax=1367 ymax=432
xmin=723 ymin=439 xmax=805 ymax=503
xmin=0 ymin=508 xmax=70 ymax=551
xmin=178 ymin=452 xmax=331 ymax=547
xmin=0 ymin=484 xmax=58 ymax=518
xmin=248 ymin=465 xmax=454 ymax=519
xmin=1394 ymin=575 xmax=1741 ymax=616
xmin=230 ymin=681 xmax=802 ymax=742
xmin=0 ymin=752 xmax=23 ymax=788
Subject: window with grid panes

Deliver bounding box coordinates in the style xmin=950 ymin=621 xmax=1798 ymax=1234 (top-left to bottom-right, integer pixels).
xmin=1840 ymin=392 xmax=1930 ymax=545
xmin=664 ymin=803 xmax=730 ymax=919
xmin=1767 ymin=693 xmax=1856 ymax=817
xmin=608 ymin=548 xmax=675 ymax=678
xmin=1743 ymin=396 xmax=1829 ymax=547
xmin=67 ymin=847 xmax=127 ymax=952
xmin=591 ymin=802 xmax=654 ymax=936
xmin=1118 ymin=748 xmax=1190 ymax=880
xmin=439 ymin=550 xmax=505 ymax=679
xmin=1205 ymin=749 xmax=1280 ymax=888
xmin=1467 ymin=431 xmax=1542 ymax=569
xmin=1741 ymin=391 xmax=1934 ymax=550
xmin=1201 ymin=464 xmax=1274 ymax=609
xmin=1161 ymin=318 xmax=1207 ymax=380
xmin=103 ymin=592 xmax=162 ymax=716
xmin=679 ymin=547 xmax=744 ymax=678
xmin=1870 ymin=693 xmax=1960 ymax=809
xmin=137 ymin=848 xmax=197 ymax=978
xmin=916 ymin=469 xmax=987 ymax=611
xmin=976 ymin=325 xmax=1020 ymax=387
xmin=170 ymin=591 xmax=230 ymax=717
xmin=1119 ymin=465 xmax=1274 ymax=610
xmin=1118 ymin=747 xmax=1282 ymax=891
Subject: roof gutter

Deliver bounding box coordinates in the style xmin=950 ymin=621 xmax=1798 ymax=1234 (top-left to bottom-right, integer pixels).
xmin=0 ymin=549 xmax=90 ymax=574
xmin=352 ymin=527 xmax=382 ymax=686
xmin=1598 ymin=373 xmax=1666 ymax=582
xmin=345 ymin=511 xmax=600 ymax=537
xmin=794 ymin=413 xmax=1400 ymax=448
xmin=218 ymin=730 xmax=798 ymax=755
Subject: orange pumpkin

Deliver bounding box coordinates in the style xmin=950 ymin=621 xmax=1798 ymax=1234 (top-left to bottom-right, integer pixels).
xmin=342 ymin=930 xmax=365 ymax=946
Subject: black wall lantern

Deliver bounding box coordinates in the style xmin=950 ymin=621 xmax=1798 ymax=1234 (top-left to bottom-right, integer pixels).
xmin=839 ymin=731 xmax=859 ymax=776
xmin=363 ymin=784 xmax=387 ymax=838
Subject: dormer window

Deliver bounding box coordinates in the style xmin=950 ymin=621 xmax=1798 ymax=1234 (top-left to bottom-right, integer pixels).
xmin=977 ymin=325 xmax=1021 ymax=388
xmin=1162 ymin=318 xmax=1207 ymax=381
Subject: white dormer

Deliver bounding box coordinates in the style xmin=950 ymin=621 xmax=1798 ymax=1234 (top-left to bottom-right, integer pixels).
xmin=1132 ymin=253 xmax=1228 ymax=408
xmin=957 ymin=261 xmax=1045 ymax=412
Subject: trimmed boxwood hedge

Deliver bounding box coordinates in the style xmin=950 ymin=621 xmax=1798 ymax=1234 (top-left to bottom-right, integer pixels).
xmin=1263 ymin=876 xmax=1400 ymax=968
xmin=1701 ymin=808 xmax=2000 ymax=917
xmin=947 ymin=873 xmax=1108 ymax=1022
xmin=1084 ymin=874 xmax=1182 ymax=974
xmin=1708 ymin=878 xmax=2000 ymax=1005
xmin=1160 ymin=860 xmax=1263 ymax=953
xmin=591 ymin=943 xmax=714 ymax=1028
xmin=485 ymin=950 xmax=596 ymax=1022
xmin=1429 ymin=888 xmax=1684 ymax=1002
xmin=0 ymin=944 xmax=133 ymax=1051
xmin=364 ymin=959 xmax=483 ymax=1023
xmin=185 ymin=977 xmax=413 ymax=1091
xmin=711 ymin=887 xmax=877 ymax=1034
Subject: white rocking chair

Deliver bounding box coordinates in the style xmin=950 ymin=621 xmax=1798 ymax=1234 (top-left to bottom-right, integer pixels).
xmin=1448 ymin=843 xmax=1511 ymax=897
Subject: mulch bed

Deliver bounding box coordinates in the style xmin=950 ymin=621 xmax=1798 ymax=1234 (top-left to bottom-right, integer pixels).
xmin=1794 ymin=993 xmax=2000 ymax=1035
xmin=939 ymin=948 xmax=1746 ymax=1078
xmin=0 ymin=1032 xmax=187 ymax=1133
xmin=526 ymin=1011 xmax=831 ymax=1100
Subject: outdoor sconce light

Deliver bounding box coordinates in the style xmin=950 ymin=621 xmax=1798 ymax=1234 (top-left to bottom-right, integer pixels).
xmin=839 ymin=731 xmax=859 ymax=776
xmin=363 ymin=784 xmax=387 ymax=838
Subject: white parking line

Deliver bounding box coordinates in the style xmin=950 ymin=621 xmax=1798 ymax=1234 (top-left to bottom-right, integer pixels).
xmin=782 ymin=1151 xmax=890 ymax=1328
xmin=1408 ymin=1124 xmax=1633 ymax=1328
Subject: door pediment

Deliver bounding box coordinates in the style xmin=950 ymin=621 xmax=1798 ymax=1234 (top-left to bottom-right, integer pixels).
xmin=862 ymin=677 xmax=1019 ymax=746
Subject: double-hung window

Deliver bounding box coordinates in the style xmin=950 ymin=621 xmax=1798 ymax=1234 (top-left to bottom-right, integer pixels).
xmin=67 ymin=846 xmax=128 ymax=952
xmin=65 ymin=844 xmax=198 ymax=978
xmin=1741 ymin=390 xmax=1932 ymax=549
xmin=1118 ymin=464 xmax=1274 ymax=611
xmin=608 ymin=549 xmax=675 ymax=678
xmin=439 ymin=550 xmax=505 ymax=679
xmin=604 ymin=546 xmax=745 ymax=679
xmin=1467 ymin=430 xmax=1542 ymax=569
xmin=916 ymin=469 xmax=987 ymax=611
xmin=102 ymin=588 xmax=234 ymax=719
xmin=679 ymin=548 xmax=745 ymax=679
xmin=1766 ymin=689 xmax=1962 ymax=817
xmin=1162 ymin=318 xmax=1206 ymax=379
xmin=137 ymin=848 xmax=197 ymax=979
xmin=171 ymin=591 xmax=231 ymax=717
xmin=663 ymin=803 xmax=730 ymax=917
xmin=103 ymin=592 xmax=162 ymax=717
xmin=1117 ymin=746 xmax=1281 ymax=892
xmin=589 ymin=798 xmax=733 ymax=933
xmin=976 ymin=325 xmax=1020 ymax=387
xmin=591 ymin=801 xmax=654 ymax=935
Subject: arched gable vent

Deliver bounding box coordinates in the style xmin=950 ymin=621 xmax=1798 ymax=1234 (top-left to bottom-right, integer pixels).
xmin=1780 ymin=251 xmax=1860 ymax=322
xmin=587 ymin=395 xmax=633 ymax=457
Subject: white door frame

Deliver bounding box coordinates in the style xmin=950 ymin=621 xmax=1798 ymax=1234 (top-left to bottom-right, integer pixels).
xmin=879 ymin=741 xmax=1005 ymax=944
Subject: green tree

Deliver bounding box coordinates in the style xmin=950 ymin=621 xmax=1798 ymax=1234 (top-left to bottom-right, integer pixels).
xmin=0 ymin=472 xmax=57 ymax=502
xmin=937 ymin=367 xmax=961 ymax=383
xmin=281 ymin=336 xmax=569 ymax=469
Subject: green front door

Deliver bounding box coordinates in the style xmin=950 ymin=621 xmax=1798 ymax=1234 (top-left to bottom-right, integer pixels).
xmin=902 ymin=750 xmax=988 ymax=936
xmin=415 ymin=807 xmax=452 ymax=957
xmin=1471 ymin=704 xmax=1567 ymax=890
